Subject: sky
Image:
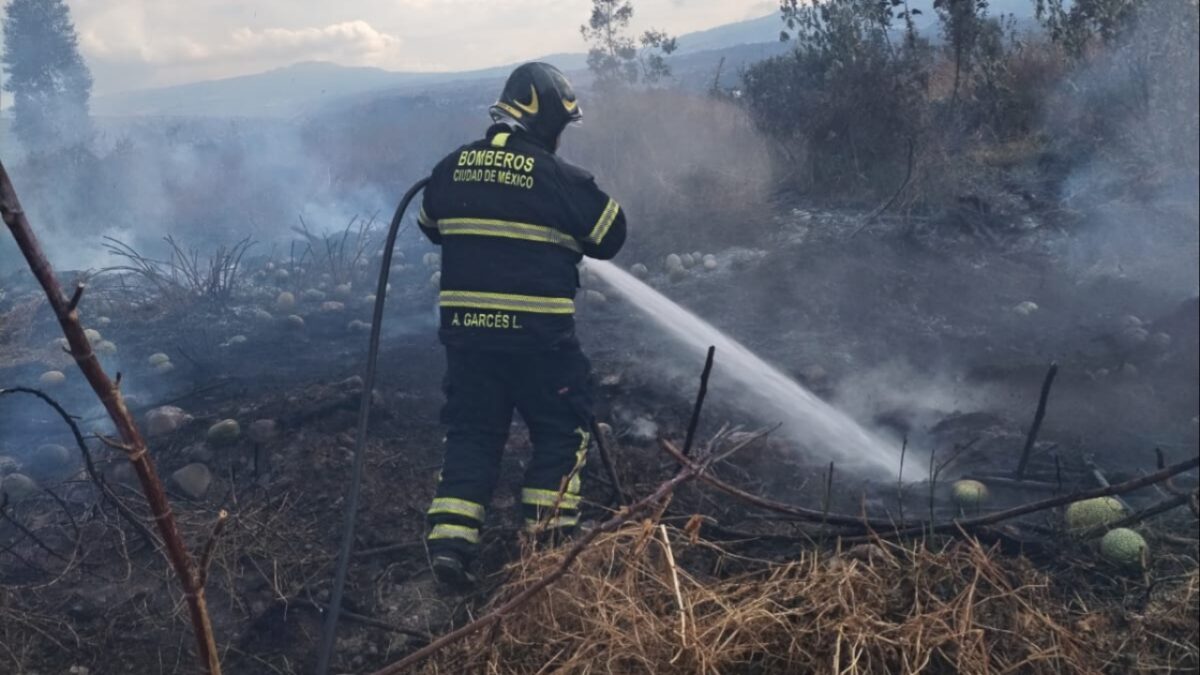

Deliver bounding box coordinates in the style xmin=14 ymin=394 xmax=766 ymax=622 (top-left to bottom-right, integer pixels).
xmin=60 ymin=0 xmax=778 ymax=95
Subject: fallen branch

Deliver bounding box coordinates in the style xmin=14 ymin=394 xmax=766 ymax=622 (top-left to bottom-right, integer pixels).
xmin=660 ymin=440 xmax=902 ymax=530
xmin=1 ymin=161 xmax=222 ymax=674
xmin=1079 ymin=492 xmax=1193 ymax=540
xmin=844 ymin=454 xmax=1199 ymax=543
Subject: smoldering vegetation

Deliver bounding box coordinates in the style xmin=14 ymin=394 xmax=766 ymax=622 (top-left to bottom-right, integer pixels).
xmin=1 ymin=1 xmax=1199 ymax=673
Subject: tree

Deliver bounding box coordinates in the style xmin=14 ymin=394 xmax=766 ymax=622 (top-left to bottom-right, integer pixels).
xmin=2 ymin=0 xmax=93 ymax=150
xmin=934 ymin=0 xmax=989 ymax=101
xmin=581 ymin=0 xmax=677 ymax=89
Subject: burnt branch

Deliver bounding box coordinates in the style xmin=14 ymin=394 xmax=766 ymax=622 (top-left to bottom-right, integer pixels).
xmin=1016 ymin=362 xmax=1059 ymax=479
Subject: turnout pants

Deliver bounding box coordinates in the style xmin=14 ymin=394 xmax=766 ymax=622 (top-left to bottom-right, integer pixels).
xmin=426 ymin=346 xmax=593 ymax=559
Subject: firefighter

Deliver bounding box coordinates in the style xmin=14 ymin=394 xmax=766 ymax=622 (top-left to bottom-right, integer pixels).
xmin=417 ymin=62 xmax=626 ymax=586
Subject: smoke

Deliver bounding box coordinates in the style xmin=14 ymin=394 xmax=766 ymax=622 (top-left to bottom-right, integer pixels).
xmin=1044 ymin=0 xmax=1200 ymax=299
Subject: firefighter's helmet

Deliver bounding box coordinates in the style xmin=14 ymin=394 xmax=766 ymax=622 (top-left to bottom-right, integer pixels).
xmin=490 ymin=62 xmax=582 ymax=150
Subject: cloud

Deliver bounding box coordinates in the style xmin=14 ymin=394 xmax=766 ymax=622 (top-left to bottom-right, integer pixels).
xmin=84 ymin=20 xmax=399 ymax=67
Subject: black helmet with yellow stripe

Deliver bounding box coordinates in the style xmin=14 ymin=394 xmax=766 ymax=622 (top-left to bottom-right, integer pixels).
xmin=490 ymin=62 xmax=582 ymax=151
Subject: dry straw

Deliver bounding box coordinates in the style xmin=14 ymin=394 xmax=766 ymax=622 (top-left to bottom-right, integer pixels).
xmin=422 ymin=524 xmax=1199 ymax=675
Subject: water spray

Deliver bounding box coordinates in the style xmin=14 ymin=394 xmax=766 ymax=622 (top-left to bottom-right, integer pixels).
xmin=316 ymin=177 xmax=429 ymax=675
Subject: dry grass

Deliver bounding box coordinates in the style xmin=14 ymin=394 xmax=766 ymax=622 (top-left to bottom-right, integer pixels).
xmin=422 ymin=524 xmax=1199 ymax=675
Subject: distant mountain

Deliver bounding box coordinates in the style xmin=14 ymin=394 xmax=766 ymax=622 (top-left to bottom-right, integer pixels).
xmin=92 ymin=4 xmax=1037 ymax=119
xmin=92 ymin=14 xmax=784 ymax=118
xmin=673 ymin=13 xmax=783 ymax=54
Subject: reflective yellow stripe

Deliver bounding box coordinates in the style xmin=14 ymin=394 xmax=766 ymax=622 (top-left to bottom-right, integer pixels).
xmin=521 ymin=487 xmax=581 ymax=510
xmin=567 ymin=427 xmax=589 ymax=495
xmin=494 ymin=102 xmax=524 ymax=119
xmin=587 ymin=198 xmax=620 ymax=245
xmin=525 ymin=515 xmax=580 ymax=531
xmin=437 ymin=218 xmax=582 ymax=253
xmin=428 ymin=497 xmax=486 ymax=522
xmin=491 ymin=132 xmax=511 ymax=148
xmin=418 ymin=206 xmax=433 ymax=227
xmin=428 ymin=523 xmax=480 ymax=544
xmin=440 ymin=291 xmax=575 ymax=315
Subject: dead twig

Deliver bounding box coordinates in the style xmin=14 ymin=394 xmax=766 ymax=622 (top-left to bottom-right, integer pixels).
xmin=0 ymin=387 xmax=157 ymax=547
xmin=1016 ymin=362 xmax=1059 ymax=479
xmin=198 ymin=510 xmax=230 ymax=589
xmin=681 ymin=346 xmax=715 ymax=458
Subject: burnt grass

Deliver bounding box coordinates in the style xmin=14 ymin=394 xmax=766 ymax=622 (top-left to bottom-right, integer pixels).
xmin=1 ymin=209 xmax=1198 ymax=674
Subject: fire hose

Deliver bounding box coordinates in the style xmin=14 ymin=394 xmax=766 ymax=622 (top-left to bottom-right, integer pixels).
xmin=316 ymin=177 xmax=429 ymax=675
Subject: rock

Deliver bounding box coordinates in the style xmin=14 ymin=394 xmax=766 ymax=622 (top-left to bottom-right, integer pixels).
xmin=680 ymin=253 xmax=696 ymax=269
xmin=348 ymin=319 xmax=372 ymax=332
xmin=429 ymin=271 xmax=442 ymax=287
xmin=423 ymin=252 xmax=441 ymax=268
xmin=29 ymin=444 xmax=72 ymax=475
xmin=95 ymin=316 xmax=111 ymax=327
xmin=39 ymin=370 xmax=66 ymax=386
xmin=1117 ymin=314 xmax=1143 ymax=329
xmin=248 ymin=419 xmax=279 ymax=444
xmin=185 ymin=443 xmax=214 ymax=463
xmin=596 ymin=422 xmax=613 ymax=437
xmin=0 ymin=456 xmax=18 ymax=476
xmin=1 ymin=473 xmax=39 ymax=501
xmin=51 ymin=336 xmax=69 ymax=350
xmin=1116 ymin=326 xmax=1149 ymax=350
xmin=285 ymin=314 xmax=306 ymax=330
xmin=584 ymin=290 xmax=607 ymax=304
xmin=1147 ymin=332 xmax=1171 ymax=352
xmin=668 ymin=267 xmax=687 ymax=283
xmin=692 ymin=251 xmax=703 ymax=261
xmin=274 ymin=268 xmax=290 ymax=280
xmin=845 ymin=543 xmax=887 ymax=563
xmin=363 ymin=294 xmax=377 ymax=305
xmin=153 ymin=361 xmax=176 ymax=375
xmin=1013 ymin=301 xmax=1039 ymax=316
xmin=207 ymin=419 xmax=241 ymax=446
xmin=171 ymin=463 xmax=212 ymax=499
xmin=94 ymin=340 xmax=118 ymax=356
xmin=1100 ymin=528 xmax=1148 ymax=569
xmin=630 ymin=263 xmax=649 ymax=278
xmin=252 ymin=308 xmax=274 ymax=321
xmin=275 ymin=292 xmax=297 ymax=312
xmin=300 ymin=288 xmax=326 ymax=303
xmin=109 ymin=462 xmax=138 ymax=487
xmin=84 ymin=328 xmax=103 ymax=344
xmin=664 ymin=253 xmax=682 ymax=271
xmin=952 ymin=480 xmax=989 ymax=508
xmin=223 ymin=335 xmax=248 ymax=347
xmin=320 ymin=301 xmax=346 ymax=312
xmin=702 ymin=254 xmax=718 ymax=270
xmin=145 ymin=406 xmax=192 ymax=436
xmin=334 ymin=283 xmax=353 ymax=298
xmin=1066 ymin=497 xmax=1125 ymax=532
xmin=147 ymin=352 xmax=171 ymax=367
xmin=628 ymin=416 xmax=659 ymax=442
xmin=338 ymin=375 xmax=365 ymax=391
xmin=799 ymin=364 xmax=828 ymax=383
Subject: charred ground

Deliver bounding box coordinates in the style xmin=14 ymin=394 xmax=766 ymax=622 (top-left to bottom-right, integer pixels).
xmin=1 ymin=199 xmax=1197 ymax=673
